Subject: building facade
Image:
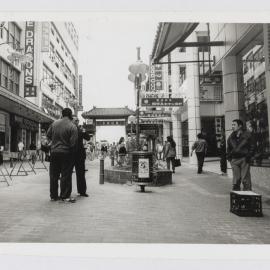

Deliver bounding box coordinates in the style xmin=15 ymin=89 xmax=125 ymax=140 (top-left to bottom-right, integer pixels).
xmin=0 ymin=21 xmax=79 ymax=153
xmin=151 ymin=22 xmax=270 ymax=188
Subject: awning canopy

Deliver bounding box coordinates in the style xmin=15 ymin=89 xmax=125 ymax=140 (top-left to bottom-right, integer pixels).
xmin=152 ymin=22 xmax=199 ymax=63
xmin=0 ymin=87 xmax=55 ymax=124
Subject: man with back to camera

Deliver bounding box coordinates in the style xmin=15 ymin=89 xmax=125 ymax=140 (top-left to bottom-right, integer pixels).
xmin=72 ymin=116 xmax=90 ymax=197
xmin=227 ymin=119 xmax=255 ymax=191
xmin=47 ymin=108 xmax=78 ymax=203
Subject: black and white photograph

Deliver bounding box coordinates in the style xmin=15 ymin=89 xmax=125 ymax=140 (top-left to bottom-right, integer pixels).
xmin=1 ymin=0 xmax=270 ymax=269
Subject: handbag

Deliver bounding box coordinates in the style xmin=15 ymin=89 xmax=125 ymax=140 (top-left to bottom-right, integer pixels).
xmin=174 ymin=158 xmax=181 ymax=167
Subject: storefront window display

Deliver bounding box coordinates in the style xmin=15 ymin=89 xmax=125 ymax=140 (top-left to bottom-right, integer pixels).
xmin=241 ymin=40 xmax=270 ymax=166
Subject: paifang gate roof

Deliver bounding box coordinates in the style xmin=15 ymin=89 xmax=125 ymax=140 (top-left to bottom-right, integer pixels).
xmin=82 ymin=106 xmax=135 ymax=120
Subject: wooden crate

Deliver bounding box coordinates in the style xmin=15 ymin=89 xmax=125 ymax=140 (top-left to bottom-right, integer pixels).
xmin=230 ymin=191 xmax=263 ymax=217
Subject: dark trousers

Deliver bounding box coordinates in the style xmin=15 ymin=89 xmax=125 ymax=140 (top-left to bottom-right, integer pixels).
xmin=196 ymin=152 xmax=205 ymax=173
xmin=75 ymin=155 xmax=87 ymax=195
xmin=166 ymin=157 xmax=175 ymax=172
xmin=220 ymin=153 xmax=227 ymax=173
xmin=49 ymin=152 xmax=74 ymax=199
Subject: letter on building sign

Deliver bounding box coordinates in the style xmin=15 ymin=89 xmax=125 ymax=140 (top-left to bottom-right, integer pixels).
xmin=24 ymin=21 xmax=36 ymax=97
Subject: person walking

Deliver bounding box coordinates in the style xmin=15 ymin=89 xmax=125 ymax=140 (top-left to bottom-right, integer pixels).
xmin=218 ymin=128 xmax=227 ymax=175
xmin=164 ymin=136 xmax=176 ymax=173
xmin=73 ymin=116 xmax=90 ymax=197
xmin=47 ymin=108 xmax=78 ymax=203
xmin=227 ymin=119 xmax=255 ymax=191
xmin=118 ymin=137 xmax=126 ymax=166
xmin=191 ymin=133 xmax=208 ymax=174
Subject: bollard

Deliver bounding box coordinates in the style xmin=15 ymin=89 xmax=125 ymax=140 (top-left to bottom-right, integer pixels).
xmin=111 ymin=155 xmax=114 ymax=167
xmin=10 ymin=157 xmax=13 ymax=168
xmin=99 ymin=158 xmax=104 ymax=184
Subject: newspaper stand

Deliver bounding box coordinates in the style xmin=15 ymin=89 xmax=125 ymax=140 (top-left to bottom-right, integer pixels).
xmin=131 ymin=151 xmax=153 ymax=192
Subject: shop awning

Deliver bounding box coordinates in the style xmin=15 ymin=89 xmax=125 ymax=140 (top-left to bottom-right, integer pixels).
xmin=0 ymin=87 xmax=55 ymax=124
xmin=152 ymin=22 xmax=199 ymax=63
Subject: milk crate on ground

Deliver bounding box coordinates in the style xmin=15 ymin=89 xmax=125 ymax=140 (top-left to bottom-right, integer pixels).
xmin=230 ymin=191 xmax=263 ymax=217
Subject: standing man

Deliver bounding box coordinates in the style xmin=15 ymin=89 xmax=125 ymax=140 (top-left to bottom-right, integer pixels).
xmin=17 ymin=138 xmax=24 ymax=161
xmin=47 ymin=108 xmax=78 ymax=202
xmin=73 ymin=116 xmax=90 ymax=197
xmin=227 ymin=119 xmax=255 ymax=191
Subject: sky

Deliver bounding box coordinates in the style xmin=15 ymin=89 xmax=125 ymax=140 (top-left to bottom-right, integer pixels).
xmin=76 ymin=15 xmax=158 ymax=112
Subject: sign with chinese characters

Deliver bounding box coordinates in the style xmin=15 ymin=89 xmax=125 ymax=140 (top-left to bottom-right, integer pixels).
xmin=96 ymin=120 xmax=125 ymax=126
xmin=138 ymin=158 xmax=149 ymax=178
xmin=141 ymin=98 xmax=183 ymax=107
xmin=25 ymin=86 xmax=37 ymax=97
xmin=78 ymin=75 xmax=83 ymax=111
xmin=139 ymin=110 xmax=171 ymax=118
xmin=149 ymin=61 xmax=163 ymax=91
xmin=142 ymin=91 xmax=181 ymax=98
xmin=41 ymin=22 xmax=50 ymax=52
xmin=24 ymin=21 xmax=36 ymax=97
xmin=139 ymin=118 xmax=164 ymax=125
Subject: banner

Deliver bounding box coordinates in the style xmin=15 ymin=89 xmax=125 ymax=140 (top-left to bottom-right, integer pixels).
xmin=141 ymin=98 xmax=183 ymax=107
xmin=24 ymin=21 xmax=36 ymax=97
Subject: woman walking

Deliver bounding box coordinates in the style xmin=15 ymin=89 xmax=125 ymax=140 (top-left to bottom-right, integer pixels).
xmin=164 ymin=136 xmax=176 ymax=173
xmin=191 ymin=133 xmax=208 ymax=174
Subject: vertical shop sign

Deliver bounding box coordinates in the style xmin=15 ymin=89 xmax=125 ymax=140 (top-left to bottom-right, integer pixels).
xmin=149 ymin=60 xmax=163 ymax=91
xmin=77 ymin=75 xmax=83 ymax=111
xmin=24 ymin=21 xmax=36 ymax=97
xmin=41 ymin=22 xmax=50 ymax=52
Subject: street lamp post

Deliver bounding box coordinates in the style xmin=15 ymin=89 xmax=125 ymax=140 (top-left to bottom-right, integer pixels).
xmin=128 ymin=47 xmax=149 ymax=150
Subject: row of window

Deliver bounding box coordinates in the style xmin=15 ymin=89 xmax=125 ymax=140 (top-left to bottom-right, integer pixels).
xmin=244 ymin=73 xmax=266 ymax=96
xmin=243 ymin=46 xmax=265 ymax=75
xmin=0 ymin=22 xmax=21 ymax=50
xmin=64 ymin=22 xmax=79 ymax=49
xmin=0 ymin=58 xmax=20 ymax=95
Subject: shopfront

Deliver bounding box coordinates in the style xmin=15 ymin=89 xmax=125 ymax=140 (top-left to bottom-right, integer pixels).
xmin=0 ymin=111 xmax=10 ymax=151
xmin=239 ymin=31 xmax=270 ymax=166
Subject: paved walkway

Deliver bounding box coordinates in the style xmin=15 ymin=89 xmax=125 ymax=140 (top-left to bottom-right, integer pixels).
xmin=0 ymin=158 xmax=270 ymax=243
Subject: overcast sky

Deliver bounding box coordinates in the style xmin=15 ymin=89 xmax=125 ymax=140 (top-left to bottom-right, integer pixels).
xmin=77 ymin=14 xmax=158 ymax=112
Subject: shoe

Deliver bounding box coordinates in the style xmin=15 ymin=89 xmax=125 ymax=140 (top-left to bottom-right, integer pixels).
xmin=79 ymin=193 xmax=89 ymax=197
xmin=50 ymin=198 xmax=58 ymax=201
xmin=62 ymin=197 xmax=76 ymax=203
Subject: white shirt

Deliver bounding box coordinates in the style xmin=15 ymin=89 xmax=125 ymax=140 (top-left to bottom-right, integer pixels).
xmin=18 ymin=142 xmax=24 ymax=151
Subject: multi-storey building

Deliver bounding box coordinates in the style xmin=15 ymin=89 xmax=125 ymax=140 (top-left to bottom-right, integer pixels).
xmin=151 ymin=22 xmax=270 ymax=189
xmin=0 ymin=21 xmax=79 ymax=153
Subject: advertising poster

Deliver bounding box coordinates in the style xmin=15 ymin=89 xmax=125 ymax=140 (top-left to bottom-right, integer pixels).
xmin=138 ymin=158 xmax=149 ymax=178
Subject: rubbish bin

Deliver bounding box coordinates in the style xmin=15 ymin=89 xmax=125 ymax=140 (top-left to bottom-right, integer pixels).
xmin=131 ymin=151 xmax=153 ymax=192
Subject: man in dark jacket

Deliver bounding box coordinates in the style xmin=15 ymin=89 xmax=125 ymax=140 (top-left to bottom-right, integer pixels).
xmin=73 ymin=116 xmax=90 ymax=197
xmin=227 ymin=119 xmax=255 ymax=191
xmin=47 ymin=108 xmax=78 ymax=202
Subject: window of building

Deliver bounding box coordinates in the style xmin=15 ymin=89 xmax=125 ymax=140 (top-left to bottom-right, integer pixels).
xmin=42 ymin=64 xmax=54 ymax=82
xmin=55 ymin=51 xmax=64 ymax=69
xmin=8 ymin=22 xmax=21 ymax=49
xmin=51 ymin=28 xmax=55 ymax=35
xmin=179 ymin=47 xmax=186 ymax=53
xmin=179 ymin=65 xmax=186 ymax=86
xmin=1 ymin=60 xmax=8 ymax=89
xmin=56 ymin=37 xmax=59 ymax=43
xmin=240 ymin=33 xmax=270 ymax=165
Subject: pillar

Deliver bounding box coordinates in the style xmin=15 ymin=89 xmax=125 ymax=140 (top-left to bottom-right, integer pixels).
xmin=222 ymin=55 xmax=245 ymax=137
xmin=172 ymin=112 xmax=183 ymax=159
xmin=186 ymin=46 xmax=201 ymax=165
xmin=222 ymin=55 xmax=245 ymax=178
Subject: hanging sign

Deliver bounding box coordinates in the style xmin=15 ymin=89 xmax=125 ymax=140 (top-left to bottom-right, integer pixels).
xmin=141 ymin=98 xmax=183 ymax=107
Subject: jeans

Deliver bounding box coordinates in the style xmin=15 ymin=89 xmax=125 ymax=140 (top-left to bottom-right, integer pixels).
xmin=230 ymin=157 xmax=252 ymax=190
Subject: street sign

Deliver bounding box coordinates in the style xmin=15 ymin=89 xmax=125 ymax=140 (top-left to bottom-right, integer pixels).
xmin=141 ymin=98 xmax=183 ymax=107
xmin=139 ymin=110 xmax=171 ymax=118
